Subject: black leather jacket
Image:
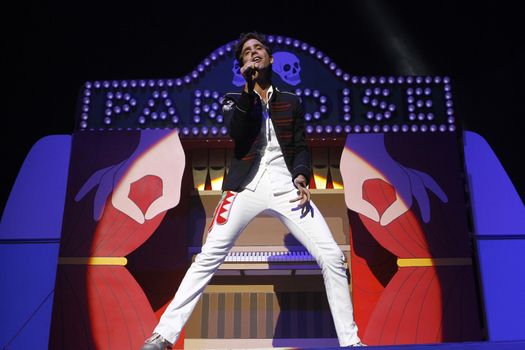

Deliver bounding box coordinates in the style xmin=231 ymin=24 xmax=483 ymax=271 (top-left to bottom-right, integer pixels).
xmin=221 ymin=86 xmax=310 ymax=191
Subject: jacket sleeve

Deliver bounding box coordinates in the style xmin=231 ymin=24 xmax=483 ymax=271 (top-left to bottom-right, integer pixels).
xmin=291 ymin=97 xmax=311 ymax=184
xmin=222 ymin=91 xmax=256 ymax=141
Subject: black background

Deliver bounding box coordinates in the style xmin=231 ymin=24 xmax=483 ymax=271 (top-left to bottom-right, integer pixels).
xmin=4 ymin=0 xmax=524 ymax=214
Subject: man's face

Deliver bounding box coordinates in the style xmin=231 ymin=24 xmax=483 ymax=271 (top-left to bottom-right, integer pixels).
xmin=241 ymin=38 xmax=273 ymax=70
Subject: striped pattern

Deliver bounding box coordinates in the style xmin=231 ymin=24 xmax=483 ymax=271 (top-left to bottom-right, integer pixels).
xmin=186 ymin=291 xmax=337 ymax=339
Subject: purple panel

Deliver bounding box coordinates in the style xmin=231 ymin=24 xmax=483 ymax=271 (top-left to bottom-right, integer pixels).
xmin=476 ymin=239 xmax=525 ymax=341
xmin=1 ymin=135 xmax=71 ymax=240
xmin=463 ymin=131 xmax=525 ymax=236
xmin=0 ymin=243 xmax=59 ymax=348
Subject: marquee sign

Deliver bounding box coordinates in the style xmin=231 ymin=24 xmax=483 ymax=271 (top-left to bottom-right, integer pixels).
xmin=76 ymin=35 xmax=457 ymax=136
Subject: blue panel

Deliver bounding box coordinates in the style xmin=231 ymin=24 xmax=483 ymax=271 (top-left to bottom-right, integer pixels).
xmin=463 ymin=131 xmax=525 ymax=236
xmin=0 ymin=243 xmax=59 ymax=349
xmin=476 ymin=239 xmax=525 ymax=341
xmin=0 ymin=135 xmax=71 ymax=240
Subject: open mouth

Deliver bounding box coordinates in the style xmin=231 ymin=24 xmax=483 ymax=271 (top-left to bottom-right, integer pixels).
xmin=252 ymin=56 xmax=262 ymax=63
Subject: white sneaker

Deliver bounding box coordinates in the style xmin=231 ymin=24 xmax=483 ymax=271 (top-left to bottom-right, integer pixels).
xmin=140 ymin=333 xmax=172 ymax=350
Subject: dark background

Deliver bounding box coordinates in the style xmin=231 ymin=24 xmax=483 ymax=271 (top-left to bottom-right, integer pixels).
xmin=4 ymin=0 xmax=524 ymax=215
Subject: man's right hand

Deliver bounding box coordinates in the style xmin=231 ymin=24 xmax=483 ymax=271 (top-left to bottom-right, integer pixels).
xmin=241 ymin=61 xmax=259 ymax=92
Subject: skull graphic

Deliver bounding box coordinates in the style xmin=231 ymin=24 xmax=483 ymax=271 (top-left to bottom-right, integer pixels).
xmin=272 ymin=51 xmax=301 ymax=86
xmin=231 ymin=60 xmax=245 ymax=87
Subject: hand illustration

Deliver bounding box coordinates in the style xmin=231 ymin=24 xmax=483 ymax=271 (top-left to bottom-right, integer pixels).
xmin=340 ymin=133 xmax=448 ymax=226
xmin=75 ymin=129 xmax=185 ymax=224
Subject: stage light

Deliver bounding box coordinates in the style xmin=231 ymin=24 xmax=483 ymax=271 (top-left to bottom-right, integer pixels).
xmin=382 ymin=125 xmax=390 ymax=132
xmin=147 ymin=99 xmax=155 ymax=107
xmin=138 ymin=116 xmax=146 ymax=124
xmin=150 ymin=112 xmax=158 ymax=120
xmin=182 ymin=127 xmax=190 ymax=135
xmin=392 ymin=124 xmax=400 ymax=132
xmin=335 ymin=125 xmax=343 ymax=133
xmin=276 ymin=36 xmax=284 ymax=44
xmin=397 ymin=76 xmax=405 ymax=84
xmin=325 ymin=125 xmax=333 ymax=133
xmin=160 ymin=112 xmax=167 ymax=120
xmin=82 ymin=105 xmax=89 ymax=113
xmin=193 ymin=115 xmax=201 ymax=123
xmin=411 ymin=125 xmax=418 ymax=132
xmin=316 ymin=51 xmax=324 ymax=59
xmin=343 ymin=105 xmax=350 ymax=113
xmin=304 ymin=88 xmax=311 ymax=96
xmin=384 ymin=111 xmax=392 ymax=119
xmin=301 ymin=43 xmax=308 ymax=51
xmin=439 ymin=124 xmax=447 ymax=132
xmin=354 ymin=125 xmax=361 ymax=132
xmin=129 ymin=99 xmax=137 ymax=107
xmin=203 ymin=58 xmax=212 ymax=66
xmin=415 ymin=88 xmax=422 ymax=96
xmin=446 ymin=100 xmax=454 ymax=107
xmin=417 ymin=100 xmax=424 ymax=108
xmin=113 ymin=106 xmax=121 ymax=114
xmin=217 ymin=115 xmax=224 ymax=123
xmin=335 ymin=69 xmax=343 ymax=77
xmin=313 ymin=111 xmax=321 ymax=120
xmin=209 ymin=110 xmax=216 ymax=118
xmin=306 ymin=125 xmax=314 ymax=134
xmin=344 ymin=125 xmax=352 ymax=133
xmin=430 ymin=124 xmax=437 ymax=132
xmin=148 ymin=80 xmax=155 ymax=87
xmin=184 ymin=75 xmax=191 ymax=84
xmin=406 ymin=76 xmax=414 ymax=84
xmin=103 ymin=81 xmax=110 ymax=88
xmin=418 ymin=113 xmax=425 ymax=121
xmin=380 ymin=101 xmax=387 ymax=109
xmin=344 ymin=113 xmax=351 ymax=121
xmin=320 ymin=105 xmax=328 ymax=114
xmin=343 ymin=74 xmax=350 ymax=81
xmin=366 ymin=111 xmax=374 ymax=120
xmin=420 ymin=125 xmax=428 ymax=132
xmin=167 ymin=79 xmax=174 ymax=87
xmin=388 ymin=104 xmax=396 ymax=112
xmin=447 ymin=108 xmax=454 ymax=116
xmin=448 ymin=124 xmax=456 ymax=132
xmin=172 ymin=116 xmax=179 ymax=124
xmin=427 ymin=112 xmax=435 ymax=120
xmin=402 ymin=124 xmax=409 ymax=132
xmin=448 ymin=116 xmax=455 ymax=124
xmin=192 ymin=127 xmax=199 ymax=135
xmin=363 ymin=125 xmax=371 ymax=133
xmin=211 ymin=126 xmax=218 ymax=135
xmin=343 ymin=96 xmax=350 ymax=104
xmin=308 ymin=46 xmax=316 ymax=55
xmin=407 ymin=88 xmax=414 ymax=95
xmin=293 ymin=40 xmax=300 ymax=48
xmin=370 ymin=77 xmax=377 ymax=84
xmin=81 ymin=113 xmax=88 ymax=120
xmin=305 ymin=113 xmax=312 ymax=121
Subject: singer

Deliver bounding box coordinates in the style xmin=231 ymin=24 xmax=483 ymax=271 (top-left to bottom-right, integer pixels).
xmin=141 ymin=32 xmax=365 ymax=349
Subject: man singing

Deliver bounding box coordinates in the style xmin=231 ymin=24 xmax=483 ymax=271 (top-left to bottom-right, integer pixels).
xmin=141 ymin=32 xmax=364 ymax=349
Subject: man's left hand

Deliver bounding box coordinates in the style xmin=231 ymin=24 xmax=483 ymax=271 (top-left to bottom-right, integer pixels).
xmin=290 ymin=175 xmax=312 ymax=217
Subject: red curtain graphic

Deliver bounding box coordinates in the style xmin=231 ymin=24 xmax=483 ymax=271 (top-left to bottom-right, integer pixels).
xmin=50 ymin=131 xmax=187 ymax=349
xmin=343 ymin=133 xmax=483 ymax=345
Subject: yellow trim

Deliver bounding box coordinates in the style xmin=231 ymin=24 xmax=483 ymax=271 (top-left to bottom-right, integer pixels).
xmin=58 ymin=257 xmax=128 ymax=266
xmin=397 ymin=257 xmax=471 ymax=267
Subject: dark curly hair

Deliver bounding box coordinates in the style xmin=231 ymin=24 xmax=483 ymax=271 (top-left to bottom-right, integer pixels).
xmin=234 ymin=32 xmax=272 ymax=66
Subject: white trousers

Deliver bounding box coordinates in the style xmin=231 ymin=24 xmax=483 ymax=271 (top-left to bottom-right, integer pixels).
xmin=154 ymin=172 xmax=361 ymax=346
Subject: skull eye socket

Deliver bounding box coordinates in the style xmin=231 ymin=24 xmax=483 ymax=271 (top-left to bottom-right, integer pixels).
xmin=294 ymin=62 xmax=299 ymax=68
xmin=283 ymin=64 xmax=291 ymax=72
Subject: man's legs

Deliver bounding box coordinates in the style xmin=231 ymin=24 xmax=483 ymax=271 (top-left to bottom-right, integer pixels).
xmin=270 ymin=190 xmax=361 ymax=347
xmin=152 ymin=188 xmax=267 ymax=344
